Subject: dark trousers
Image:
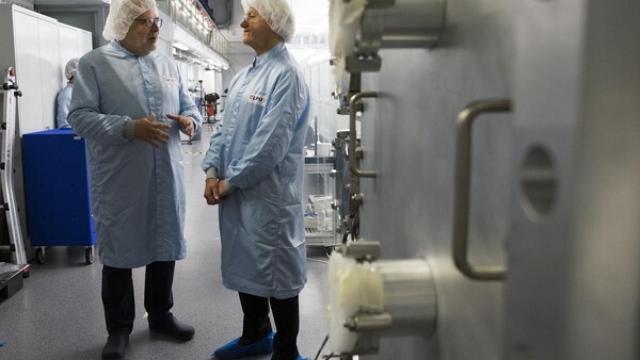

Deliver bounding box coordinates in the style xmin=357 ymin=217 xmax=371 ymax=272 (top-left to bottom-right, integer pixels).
xmin=102 ymin=261 xmax=175 ymax=335
xmin=239 ymin=292 xmax=300 ymax=360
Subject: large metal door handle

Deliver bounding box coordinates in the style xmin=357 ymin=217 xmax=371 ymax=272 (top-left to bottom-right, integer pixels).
xmin=452 ymin=98 xmax=512 ymax=281
xmin=349 ymin=92 xmax=378 ymax=178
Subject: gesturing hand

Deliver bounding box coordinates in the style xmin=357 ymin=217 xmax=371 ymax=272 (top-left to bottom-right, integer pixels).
xmin=133 ymin=113 xmax=170 ymax=147
xmin=166 ymin=114 xmax=195 ymax=138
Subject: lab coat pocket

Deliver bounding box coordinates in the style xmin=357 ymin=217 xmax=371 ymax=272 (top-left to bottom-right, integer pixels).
xmin=240 ymin=193 xmax=279 ymax=242
xmin=92 ymin=150 xmax=153 ymax=226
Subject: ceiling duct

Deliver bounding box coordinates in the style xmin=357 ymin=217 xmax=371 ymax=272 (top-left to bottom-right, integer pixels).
xmin=208 ymin=0 xmax=232 ymax=28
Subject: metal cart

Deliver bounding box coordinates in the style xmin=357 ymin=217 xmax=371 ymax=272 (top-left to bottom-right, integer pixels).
xmin=22 ymin=129 xmax=96 ymax=265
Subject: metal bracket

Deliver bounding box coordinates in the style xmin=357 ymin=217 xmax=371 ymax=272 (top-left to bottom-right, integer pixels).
xmin=349 ymin=92 xmax=378 ymax=178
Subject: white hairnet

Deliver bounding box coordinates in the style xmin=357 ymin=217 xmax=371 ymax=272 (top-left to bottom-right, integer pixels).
xmin=103 ymin=0 xmax=158 ymax=41
xmin=241 ymin=0 xmax=295 ymax=42
xmin=64 ymin=58 xmax=79 ymax=80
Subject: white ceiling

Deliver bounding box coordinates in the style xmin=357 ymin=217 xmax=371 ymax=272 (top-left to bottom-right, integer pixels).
xmin=30 ymin=0 xmax=329 ymax=71
xmin=220 ymin=0 xmax=329 ymax=42
xmin=218 ymin=0 xmax=249 ymax=53
xmin=33 ymin=0 xmax=110 ymax=5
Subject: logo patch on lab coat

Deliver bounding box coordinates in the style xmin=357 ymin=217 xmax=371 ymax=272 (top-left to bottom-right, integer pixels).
xmin=162 ymin=76 xmax=178 ymax=86
xmin=247 ymin=94 xmax=268 ymax=106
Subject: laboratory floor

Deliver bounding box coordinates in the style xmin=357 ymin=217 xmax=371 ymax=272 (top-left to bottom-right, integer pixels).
xmin=0 ymin=125 xmax=331 ymax=360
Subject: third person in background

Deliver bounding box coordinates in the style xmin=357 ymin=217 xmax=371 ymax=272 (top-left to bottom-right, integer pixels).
xmin=201 ymin=0 xmax=310 ymax=359
xmin=55 ymin=58 xmax=79 ymax=128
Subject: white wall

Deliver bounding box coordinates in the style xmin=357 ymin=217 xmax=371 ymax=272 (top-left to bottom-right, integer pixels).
xmin=299 ymin=58 xmax=344 ymax=145
xmin=58 ymin=22 xmax=92 ymax=87
xmin=201 ymin=68 xmax=221 ymax=96
xmin=12 ymin=7 xmax=59 ymax=133
xmin=10 ymin=5 xmax=91 ymax=133
xmin=175 ymin=60 xmax=222 ymax=101
xmin=0 ymin=4 xmax=90 ymax=254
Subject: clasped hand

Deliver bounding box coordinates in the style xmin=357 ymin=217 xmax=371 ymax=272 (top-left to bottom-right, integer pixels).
xmin=203 ymin=178 xmax=230 ymax=205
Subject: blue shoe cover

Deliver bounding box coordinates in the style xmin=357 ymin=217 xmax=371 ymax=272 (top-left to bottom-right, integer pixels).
xmin=212 ymin=331 xmax=274 ymax=360
xmin=296 ymin=356 xmax=310 ymax=360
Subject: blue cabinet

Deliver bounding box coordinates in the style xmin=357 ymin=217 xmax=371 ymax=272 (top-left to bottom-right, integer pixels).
xmin=22 ymin=129 xmax=96 ymax=248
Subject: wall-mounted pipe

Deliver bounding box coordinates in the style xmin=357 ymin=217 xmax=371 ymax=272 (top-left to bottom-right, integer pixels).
xmin=330 ymin=0 xmax=447 ymax=73
xmin=327 ymin=241 xmax=437 ymax=356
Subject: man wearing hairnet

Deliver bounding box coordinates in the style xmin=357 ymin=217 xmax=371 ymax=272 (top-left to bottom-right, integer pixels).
xmin=55 ymin=58 xmax=79 ymax=128
xmin=201 ymin=1 xmax=310 ymax=359
xmin=68 ymin=0 xmax=201 ymax=358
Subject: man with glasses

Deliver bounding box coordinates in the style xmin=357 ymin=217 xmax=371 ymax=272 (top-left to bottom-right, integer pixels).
xmin=68 ymin=1 xmax=201 ymax=358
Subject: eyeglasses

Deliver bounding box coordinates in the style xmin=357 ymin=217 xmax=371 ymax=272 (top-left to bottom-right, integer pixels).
xmin=134 ymin=17 xmax=163 ymax=28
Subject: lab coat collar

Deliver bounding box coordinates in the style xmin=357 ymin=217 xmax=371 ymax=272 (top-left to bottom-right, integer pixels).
xmin=111 ymin=40 xmax=136 ymax=57
xmin=111 ymin=40 xmax=158 ymax=59
xmin=252 ymin=41 xmax=286 ymax=68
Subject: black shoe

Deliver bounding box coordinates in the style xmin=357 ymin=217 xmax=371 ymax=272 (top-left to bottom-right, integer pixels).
xmin=102 ymin=332 xmax=129 ymax=359
xmin=149 ymin=314 xmax=195 ymax=341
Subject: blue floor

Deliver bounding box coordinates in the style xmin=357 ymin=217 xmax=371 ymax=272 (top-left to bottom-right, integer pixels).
xmin=0 ymin=126 xmax=330 ymax=360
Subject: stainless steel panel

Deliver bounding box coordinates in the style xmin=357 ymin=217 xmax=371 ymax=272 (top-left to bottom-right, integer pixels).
xmin=356 ymin=0 xmax=513 ymax=358
xmin=506 ymin=0 xmax=640 ymax=359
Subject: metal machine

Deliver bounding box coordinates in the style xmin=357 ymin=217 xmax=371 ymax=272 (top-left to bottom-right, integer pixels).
xmin=326 ymin=0 xmax=640 ymax=359
xmin=0 ymin=67 xmax=29 ymax=299
xmin=0 ymin=67 xmax=27 ymax=269
xmin=325 ymin=0 xmax=447 ymax=357
xmin=326 ymin=241 xmax=436 ymax=358
xmin=329 ymin=0 xmax=447 ymax=245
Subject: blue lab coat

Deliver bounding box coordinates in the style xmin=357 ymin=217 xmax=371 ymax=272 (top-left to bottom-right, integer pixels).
xmin=69 ymin=41 xmax=202 ymax=268
xmin=202 ymin=42 xmax=310 ymax=299
xmin=55 ymin=83 xmax=73 ymax=128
